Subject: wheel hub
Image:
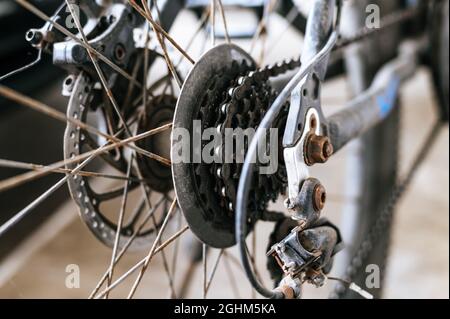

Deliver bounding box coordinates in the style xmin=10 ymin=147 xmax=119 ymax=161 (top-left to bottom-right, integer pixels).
xmin=136 ymin=95 xmax=176 ymax=193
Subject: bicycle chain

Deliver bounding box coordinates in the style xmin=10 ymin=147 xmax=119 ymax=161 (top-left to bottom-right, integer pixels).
xmin=331 ymin=122 xmax=442 ymax=298
xmin=333 ymin=5 xmax=420 ymax=51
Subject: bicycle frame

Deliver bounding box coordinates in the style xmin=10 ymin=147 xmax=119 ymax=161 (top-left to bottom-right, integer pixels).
xmin=0 ymin=0 xmax=441 ymax=299
xmin=235 ymin=0 xmax=427 ymax=298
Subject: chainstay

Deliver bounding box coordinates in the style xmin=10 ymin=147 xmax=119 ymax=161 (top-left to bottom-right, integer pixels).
xmin=331 ymin=121 xmax=444 ymax=298
xmin=333 ymin=4 xmax=420 ymax=51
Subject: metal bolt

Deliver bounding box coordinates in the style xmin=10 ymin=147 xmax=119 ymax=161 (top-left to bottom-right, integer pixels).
xmin=71 ymin=44 xmax=87 ymax=63
xmin=25 ymin=29 xmax=43 ymax=46
xmin=277 ymin=285 xmax=295 ymax=299
xmin=313 ymin=183 xmax=326 ymax=211
xmin=305 ymin=134 xmax=333 ymax=165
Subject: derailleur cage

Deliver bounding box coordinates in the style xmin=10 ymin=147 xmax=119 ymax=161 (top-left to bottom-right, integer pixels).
xmin=268 ymin=218 xmax=342 ymax=298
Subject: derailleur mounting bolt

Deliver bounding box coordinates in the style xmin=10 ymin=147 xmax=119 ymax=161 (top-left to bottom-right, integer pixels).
xmin=313 ymin=183 xmax=326 ymax=212
xmin=305 ymin=134 xmax=333 ymax=165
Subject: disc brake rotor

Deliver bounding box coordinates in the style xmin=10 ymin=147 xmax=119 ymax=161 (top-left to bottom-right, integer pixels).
xmin=64 ymin=72 xmax=175 ymax=250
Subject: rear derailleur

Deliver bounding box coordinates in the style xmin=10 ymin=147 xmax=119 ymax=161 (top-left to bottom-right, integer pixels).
xmin=267 ymin=178 xmax=343 ymax=299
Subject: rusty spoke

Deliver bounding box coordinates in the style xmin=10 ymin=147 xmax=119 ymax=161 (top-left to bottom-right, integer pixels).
xmin=105 ymin=155 xmax=134 ymax=298
xmin=91 ymin=223 xmax=189 ymax=298
xmin=249 ymin=0 xmax=278 ymax=55
xmin=216 ymin=0 xmax=230 ymax=43
xmin=223 ymin=251 xmax=241 ymax=298
xmin=138 ymin=0 xmax=182 ymax=88
xmin=126 ymin=198 xmax=178 ymax=299
xmin=0 ymin=158 xmax=145 ymax=183
xmin=128 ymin=0 xmax=195 ymax=64
xmin=205 ymin=249 xmax=225 ymax=295
xmin=89 ymin=195 xmax=166 ymax=298
xmin=0 ymin=120 xmax=171 ymax=194
xmin=0 ymin=85 xmax=171 ymax=170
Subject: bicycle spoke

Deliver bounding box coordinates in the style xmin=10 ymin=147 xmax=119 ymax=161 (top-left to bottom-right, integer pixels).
xmin=244 ymin=242 xmax=263 ymax=283
xmin=249 ymin=0 xmax=278 ymax=55
xmin=223 ymin=251 xmax=241 ymax=298
xmin=0 ymin=122 xmax=171 ymax=193
xmin=153 ymin=225 xmax=189 ymax=255
xmin=169 ymin=211 xmax=183 ymax=298
xmin=127 ymin=198 xmax=178 ymax=298
xmin=142 ymin=23 xmax=151 ymax=118
xmin=202 ymin=243 xmax=208 ymax=298
xmin=152 ymin=199 xmax=178 ymax=299
xmin=178 ymin=241 xmax=202 ymax=298
xmin=264 ymin=5 xmax=299 ymax=59
xmin=94 ymin=223 xmax=189 ymax=299
xmin=148 ymin=12 xmax=181 ymax=89
xmin=216 ymin=0 xmax=230 ymax=43
xmin=123 ymin=51 xmax=145 ymax=112
xmin=0 ymin=85 xmax=171 ymax=167
xmin=82 ymin=134 xmax=128 ymax=173
xmin=205 ymin=249 xmax=224 ymax=295
xmin=222 ymin=251 xmax=244 ymax=272
xmin=0 ymin=121 xmax=129 ymax=194
xmin=139 ymin=0 xmax=182 ymax=88
xmin=0 ymin=137 xmax=116 ymax=236
xmin=124 ymin=198 xmax=147 ymax=231
xmin=175 ymin=8 xmax=210 ymax=69
xmin=128 ymin=0 xmax=195 ymax=64
xmin=93 ymin=206 xmax=186 ymax=298
xmin=89 ymin=195 xmax=166 ymax=298
xmin=132 ymin=165 xmax=177 ymax=297
xmin=0 ymin=159 xmax=145 ymax=183
xmin=105 ymin=155 xmax=134 ymax=298
xmin=210 ymin=0 xmax=216 ymax=47
xmin=251 ymin=229 xmax=257 ymax=298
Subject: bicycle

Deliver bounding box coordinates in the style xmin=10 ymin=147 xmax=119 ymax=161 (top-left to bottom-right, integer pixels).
xmin=0 ymin=0 xmax=448 ymax=299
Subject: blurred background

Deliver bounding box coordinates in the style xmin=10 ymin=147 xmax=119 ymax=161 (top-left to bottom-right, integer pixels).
xmin=0 ymin=0 xmax=448 ymax=298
